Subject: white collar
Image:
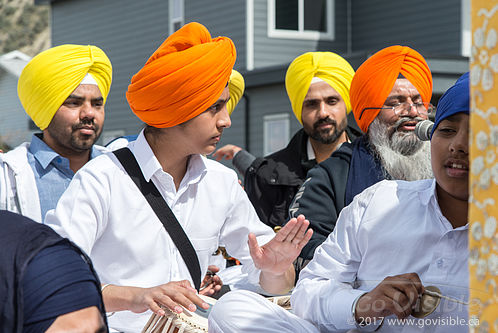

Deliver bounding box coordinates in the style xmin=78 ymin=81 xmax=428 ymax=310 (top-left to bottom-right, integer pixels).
xmin=130 ymin=129 xmax=207 ymax=185
xmin=420 ymin=179 xmax=469 ymax=231
xmin=306 ymin=138 xmax=315 ymax=161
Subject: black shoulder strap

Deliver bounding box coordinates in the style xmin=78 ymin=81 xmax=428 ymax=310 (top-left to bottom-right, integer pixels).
xmin=112 ymin=148 xmax=201 ymax=291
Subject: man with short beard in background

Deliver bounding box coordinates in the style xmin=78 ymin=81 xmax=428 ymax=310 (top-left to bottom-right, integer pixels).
xmin=231 ymin=51 xmax=361 ymax=230
xmin=290 ymin=45 xmax=434 ymax=262
xmin=0 ymin=44 xmax=112 ymax=223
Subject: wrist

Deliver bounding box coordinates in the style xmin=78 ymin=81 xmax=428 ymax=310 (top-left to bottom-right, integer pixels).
xmin=232 ymin=147 xmax=242 ymax=157
xmin=259 ymin=266 xmax=294 ymax=294
xmin=352 ymin=293 xmax=384 ymax=331
xmin=100 ymin=284 xmax=116 ymax=317
xmin=103 ymin=285 xmax=138 ymax=313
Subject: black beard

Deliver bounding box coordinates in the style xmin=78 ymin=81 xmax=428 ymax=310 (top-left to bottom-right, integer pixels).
xmin=308 ymin=117 xmax=347 ymax=144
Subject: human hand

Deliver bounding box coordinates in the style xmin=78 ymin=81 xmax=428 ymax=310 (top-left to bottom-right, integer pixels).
xmin=355 ymin=273 xmax=424 ymax=322
xmin=128 ymin=280 xmax=210 ymax=316
xmin=199 ymin=265 xmax=223 ymax=296
xmin=212 ymin=144 xmax=242 ymax=161
xmin=248 ymin=214 xmax=312 ymax=276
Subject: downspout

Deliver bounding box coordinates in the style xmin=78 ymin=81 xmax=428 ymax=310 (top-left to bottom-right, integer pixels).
xmin=347 ymin=0 xmax=352 ymax=55
xmin=243 ymin=93 xmax=250 ymax=152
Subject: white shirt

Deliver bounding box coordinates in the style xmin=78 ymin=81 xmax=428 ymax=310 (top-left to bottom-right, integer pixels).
xmin=292 ymin=179 xmax=469 ymax=333
xmin=45 ymin=131 xmax=274 ymax=333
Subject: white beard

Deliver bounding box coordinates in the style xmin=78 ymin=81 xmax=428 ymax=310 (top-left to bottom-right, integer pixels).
xmin=368 ymin=117 xmax=433 ymax=181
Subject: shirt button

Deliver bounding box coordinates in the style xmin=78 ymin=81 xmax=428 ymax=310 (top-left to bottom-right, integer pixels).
xmin=56 ymin=157 xmax=62 ymax=163
xmin=437 ymin=259 xmax=443 ymax=268
xmin=270 ymin=178 xmax=276 ymax=183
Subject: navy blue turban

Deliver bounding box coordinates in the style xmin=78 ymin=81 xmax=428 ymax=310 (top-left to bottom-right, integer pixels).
xmin=431 ymin=72 xmax=470 ymax=138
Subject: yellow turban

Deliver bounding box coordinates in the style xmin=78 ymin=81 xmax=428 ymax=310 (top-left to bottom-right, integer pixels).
xmin=227 ymin=70 xmax=245 ymax=114
xmin=18 ymin=44 xmax=112 ymax=130
xmin=285 ymin=52 xmax=355 ymax=124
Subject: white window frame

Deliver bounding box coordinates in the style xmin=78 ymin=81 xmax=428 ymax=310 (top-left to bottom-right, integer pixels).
xmin=263 ymin=114 xmax=290 ymax=156
xmin=169 ymin=0 xmax=184 ymax=35
xmin=267 ymin=0 xmax=334 ymax=41
xmin=461 ymin=0 xmax=471 ymax=57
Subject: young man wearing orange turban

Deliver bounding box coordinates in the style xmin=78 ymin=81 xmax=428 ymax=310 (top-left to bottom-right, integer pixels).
xmin=45 ymin=22 xmax=312 ymax=333
xmin=289 ymin=45 xmax=435 ymax=262
xmin=0 ymin=44 xmax=112 ymax=223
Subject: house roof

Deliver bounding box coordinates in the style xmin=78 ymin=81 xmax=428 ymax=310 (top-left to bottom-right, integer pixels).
xmin=0 ymin=50 xmax=31 ymax=77
xmin=242 ymin=53 xmax=469 ymax=95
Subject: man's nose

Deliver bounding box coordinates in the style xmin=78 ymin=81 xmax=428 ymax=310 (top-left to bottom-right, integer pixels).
xmin=80 ymin=101 xmax=96 ymax=119
xmin=217 ymin=106 xmax=231 ymax=129
xmin=318 ymin=101 xmax=328 ymax=118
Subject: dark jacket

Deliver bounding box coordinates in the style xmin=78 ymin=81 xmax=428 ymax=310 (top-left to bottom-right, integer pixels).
xmin=244 ymin=129 xmax=313 ymax=229
xmin=244 ymin=114 xmax=362 ymax=229
xmin=289 ymin=135 xmax=389 ymax=260
xmin=0 ymin=210 xmax=106 ymax=332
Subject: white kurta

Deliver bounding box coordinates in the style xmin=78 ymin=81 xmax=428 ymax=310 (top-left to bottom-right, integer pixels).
xmin=292 ymin=178 xmax=469 ymax=332
xmin=45 ymin=131 xmax=275 ymax=333
xmin=209 ymin=179 xmax=469 ymax=333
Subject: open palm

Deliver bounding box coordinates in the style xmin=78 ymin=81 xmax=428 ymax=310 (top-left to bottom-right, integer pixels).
xmin=248 ymin=215 xmax=312 ymax=275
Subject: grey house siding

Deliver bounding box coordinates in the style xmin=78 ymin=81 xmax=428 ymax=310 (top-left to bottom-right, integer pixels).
xmin=51 ymin=0 xmax=170 ymax=142
xmin=245 ymin=83 xmax=298 ymax=158
xmin=50 ymin=0 xmax=248 ymax=145
xmin=185 ymin=0 xmax=246 ymax=71
xmin=253 ymin=0 xmax=348 ymax=68
xmin=0 ymin=72 xmax=35 ymax=147
xmin=351 ymin=0 xmax=461 ymax=55
xmin=44 ymin=0 xmax=468 ymax=163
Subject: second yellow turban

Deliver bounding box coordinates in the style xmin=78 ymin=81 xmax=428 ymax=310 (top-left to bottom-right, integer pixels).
xmin=227 ymin=69 xmax=245 ymax=114
xmin=285 ymin=52 xmax=355 ymax=124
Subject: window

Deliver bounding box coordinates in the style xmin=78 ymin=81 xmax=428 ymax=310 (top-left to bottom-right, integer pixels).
xmin=268 ymin=0 xmax=334 ymax=40
xmin=169 ymin=0 xmax=184 ymax=34
xmin=263 ymin=114 xmax=289 ymax=156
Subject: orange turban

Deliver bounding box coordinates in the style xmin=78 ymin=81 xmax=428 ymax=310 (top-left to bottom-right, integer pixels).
xmin=126 ymin=22 xmax=236 ymax=127
xmin=350 ymin=45 xmax=433 ymax=133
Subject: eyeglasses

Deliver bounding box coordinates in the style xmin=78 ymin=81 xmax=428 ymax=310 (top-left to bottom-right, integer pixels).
xmin=359 ymin=102 xmax=435 ymax=119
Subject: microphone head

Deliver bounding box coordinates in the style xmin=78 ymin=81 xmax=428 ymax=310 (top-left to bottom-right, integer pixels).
xmin=415 ymin=120 xmax=434 ymax=141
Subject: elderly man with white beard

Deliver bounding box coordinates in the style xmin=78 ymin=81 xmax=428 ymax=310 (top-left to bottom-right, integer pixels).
xmin=289 ymin=45 xmax=434 ymax=262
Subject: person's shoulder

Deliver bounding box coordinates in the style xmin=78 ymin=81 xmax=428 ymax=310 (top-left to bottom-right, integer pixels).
xmin=319 ymin=142 xmax=353 ymax=169
xmin=93 ymin=144 xmax=109 ymax=154
xmin=393 ymin=178 xmax=433 ymax=190
xmin=356 ymin=179 xmax=432 ymax=206
xmin=105 ymin=137 xmax=133 ymax=151
xmin=76 ymin=151 xmax=121 ymax=178
xmin=0 ymin=210 xmax=59 ymax=239
xmin=3 ymin=142 xmax=30 ymax=157
xmin=264 ymin=129 xmax=306 ymax=161
xmin=204 ymin=156 xmax=238 ymax=176
xmin=0 ymin=142 xmax=31 ymax=168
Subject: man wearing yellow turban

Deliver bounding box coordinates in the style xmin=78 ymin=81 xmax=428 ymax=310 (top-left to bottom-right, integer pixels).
xmin=214 ymin=51 xmax=361 ymax=230
xmin=289 ymin=45 xmax=435 ymax=262
xmin=0 ymin=44 xmax=112 ymax=223
xmin=45 ymin=22 xmax=311 ymax=332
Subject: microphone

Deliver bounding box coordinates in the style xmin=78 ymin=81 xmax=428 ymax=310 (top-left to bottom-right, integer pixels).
xmin=415 ymin=120 xmax=434 ymax=141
